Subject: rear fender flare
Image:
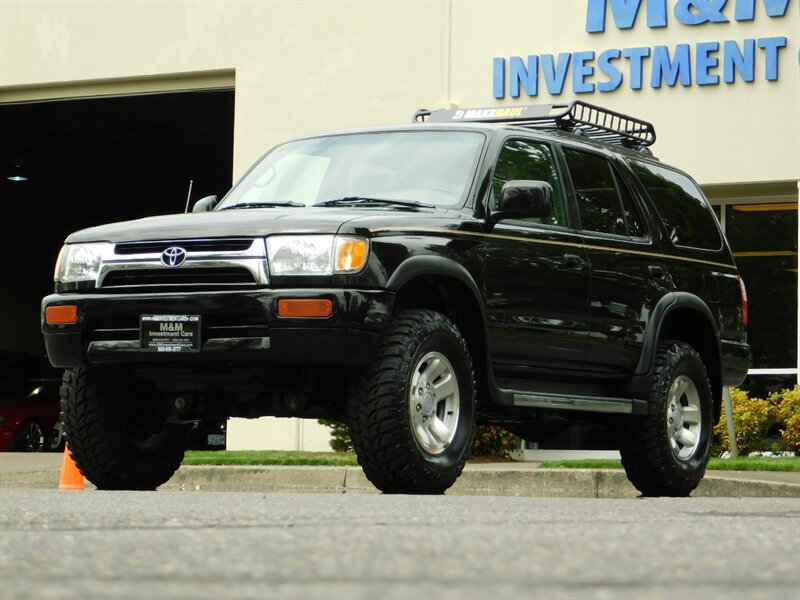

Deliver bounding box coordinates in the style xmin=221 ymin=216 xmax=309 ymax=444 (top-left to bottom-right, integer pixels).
xmin=635 ymin=292 xmax=721 ymax=376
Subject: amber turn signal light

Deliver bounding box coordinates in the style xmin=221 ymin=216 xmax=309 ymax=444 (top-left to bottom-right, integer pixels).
xmin=46 ymin=305 xmax=78 ymax=325
xmin=335 ymin=238 xmax=368 ymax=272
xmin=277 ymin=298 xmax=333 ymax=318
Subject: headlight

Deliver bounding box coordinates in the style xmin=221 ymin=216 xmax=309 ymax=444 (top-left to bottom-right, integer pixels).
xmin=266 ymin=235 xmax=368 ymax=275
xmin=55 ymin=243 xmax=114 ymax=284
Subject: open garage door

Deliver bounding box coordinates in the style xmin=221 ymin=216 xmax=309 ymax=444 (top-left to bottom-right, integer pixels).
xmin=0 ymin=89 xmax=235 ymax=360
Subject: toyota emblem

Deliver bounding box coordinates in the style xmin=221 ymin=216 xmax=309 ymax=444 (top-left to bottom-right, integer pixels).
xmin=161 ymin=247 xmax=187 ymax=267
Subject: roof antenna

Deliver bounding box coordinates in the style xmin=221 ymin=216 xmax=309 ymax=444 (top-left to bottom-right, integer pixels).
xmin=184 ymin=180 xmax=194 ymax=213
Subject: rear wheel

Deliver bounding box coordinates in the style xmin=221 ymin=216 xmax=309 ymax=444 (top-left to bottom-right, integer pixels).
xmin=60 ymin=366 xmax=189 ymax=490
xmin=620 ymin=341 xmax=713 ymax=497
xmin=348 ymin=310 xmax=475 ymax=494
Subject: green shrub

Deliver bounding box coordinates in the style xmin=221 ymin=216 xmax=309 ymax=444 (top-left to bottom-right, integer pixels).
xmin=714 ymin=386 xmax=800 ymax=455
xmin=770 ymin=386 xmax=800 ymax=451
xmin=714 ymin=388 xmax=774 ymax=455
xmin=471 ymin=426 xmax=520 ymax=457
xmin=317 ymin=419 xmax=353 ymax=453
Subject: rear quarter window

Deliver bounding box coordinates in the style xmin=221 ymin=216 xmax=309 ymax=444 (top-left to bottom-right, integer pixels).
xmin=629 ymin=160 xmax=721 ymax=251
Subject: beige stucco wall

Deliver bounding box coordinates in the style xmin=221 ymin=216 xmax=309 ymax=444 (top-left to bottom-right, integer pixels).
xmin=226 ymin=417 xmax=332 ymax=452
xmin=2 ymin=0 xmax=798 ymax=185
xmin=0 ymin=0 xmax=452 ymax=178
xmin=451 ymin=1 xmax=800 ymax=185
xmin=2 ymin=0 xmax=798 ymax=451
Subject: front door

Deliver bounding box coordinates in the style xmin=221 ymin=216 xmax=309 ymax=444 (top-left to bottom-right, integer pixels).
xmin=484 ymin=138 xmax=590 ymax=378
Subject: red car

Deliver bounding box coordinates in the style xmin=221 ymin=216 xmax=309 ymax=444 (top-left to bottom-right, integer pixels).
xmin=0 ymin=352 xmax=63 ymax=452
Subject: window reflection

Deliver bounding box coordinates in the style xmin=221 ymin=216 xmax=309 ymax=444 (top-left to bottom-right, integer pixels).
xmin=564 ymin=149 xmax=640 ymax=237
xmin=727 ymin=203 xmax=797 ymax=378
xmin=631 ymin=161 xmax=721 ymax=250
xmin=491 ymin=139 xmax=566 ymax=226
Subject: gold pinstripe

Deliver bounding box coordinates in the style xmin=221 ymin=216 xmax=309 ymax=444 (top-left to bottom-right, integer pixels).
xmin=370 ymin=226 xmax=737 ymax=271
xmin=732 ymin=251 xmax=797 ymax=258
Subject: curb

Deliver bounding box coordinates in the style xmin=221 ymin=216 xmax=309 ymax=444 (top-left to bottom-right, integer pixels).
xmin=3 ymin=463 xmax=798 ymax=498
xmin=160 ymin=466 xmax=800 ymax=498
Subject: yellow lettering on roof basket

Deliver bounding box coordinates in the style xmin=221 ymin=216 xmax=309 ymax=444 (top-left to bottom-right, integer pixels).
xmin=413 ymin=100 xmax=656 ymax=149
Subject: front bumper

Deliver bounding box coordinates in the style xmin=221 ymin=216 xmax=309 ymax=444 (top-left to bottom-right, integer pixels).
xmin=42 ymin=288 xmax=394 ymax=368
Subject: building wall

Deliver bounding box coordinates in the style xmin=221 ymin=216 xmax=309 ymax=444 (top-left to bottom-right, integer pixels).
xmin=2 ymin=0 xmax=798 ymax=451
xmin=227 ymin=417 xmax=332 ymax=452
xmin=2 ymin=1 xmax=797 ymax=184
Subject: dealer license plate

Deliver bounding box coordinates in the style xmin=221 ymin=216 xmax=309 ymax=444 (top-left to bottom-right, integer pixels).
xmin=140 ymin=314 xmax=201 ymax=353
xmin=207 ymin=434 xmax=226 ymax=447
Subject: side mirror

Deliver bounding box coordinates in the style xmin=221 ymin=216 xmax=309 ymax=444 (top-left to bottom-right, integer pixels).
xmin=491 ymin=180 xmax=553 ymax=223
xmin=192 ymin=195 xmax=218 ymax=213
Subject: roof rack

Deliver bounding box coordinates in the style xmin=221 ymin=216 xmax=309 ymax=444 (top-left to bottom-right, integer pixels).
xmin=413 ymin=101 xmax=656 ymax=149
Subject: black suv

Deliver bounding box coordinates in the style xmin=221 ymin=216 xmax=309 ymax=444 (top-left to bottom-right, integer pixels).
xmin=42 ymin=101 xmax=749 ymax=496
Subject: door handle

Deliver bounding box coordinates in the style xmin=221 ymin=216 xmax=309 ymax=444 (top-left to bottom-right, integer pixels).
xmin=563 ymin=254 xmax=586 ymax=270
xmin=648 ymin=265 xmax=666 ymax=279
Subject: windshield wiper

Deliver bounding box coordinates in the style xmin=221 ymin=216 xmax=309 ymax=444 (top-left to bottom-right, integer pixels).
xmin=313 ymin=197 xmax=434 ymax=209
xmin=219 ymin=201 xmax=304 ymax=210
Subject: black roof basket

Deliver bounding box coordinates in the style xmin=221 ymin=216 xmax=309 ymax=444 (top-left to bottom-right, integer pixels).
xmin=413 ymin=101 xmax=656 ymax=149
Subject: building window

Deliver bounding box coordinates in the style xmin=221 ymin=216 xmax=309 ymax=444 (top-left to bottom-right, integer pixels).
xmin=725 ymin=202 xmax=798 ymax=394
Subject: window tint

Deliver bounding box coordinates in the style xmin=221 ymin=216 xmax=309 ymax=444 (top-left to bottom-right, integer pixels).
xmin=616 ymin=170 xmax=645 ymax=238
xmin=563 ymin=149 xmax=627 ymax=236
xmin=220 ymin=131 xmax=485 ymax=209
xmin=491 ymin=139 xmax=566 ymax=226
xmin=630 ymin=160 xmax=721 ymax=250
xmin=726 ymin=204 xmax=797 ymax=370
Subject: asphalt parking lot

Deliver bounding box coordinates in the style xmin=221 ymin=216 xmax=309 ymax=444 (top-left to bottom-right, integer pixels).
xmin=1 ymin=490 xmax=798 ymax=599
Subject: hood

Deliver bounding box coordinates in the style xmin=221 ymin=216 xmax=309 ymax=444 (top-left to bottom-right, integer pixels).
xmin=64 ymin=206 xmax=467 ymax=244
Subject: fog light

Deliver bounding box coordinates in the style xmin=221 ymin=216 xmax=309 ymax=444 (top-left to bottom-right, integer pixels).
xmin=46 ymin=305 xmax=78 ymax=325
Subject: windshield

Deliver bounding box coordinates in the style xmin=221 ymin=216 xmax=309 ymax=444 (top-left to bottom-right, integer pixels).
xmin=218 ymin=131 xmax=485 ymax=210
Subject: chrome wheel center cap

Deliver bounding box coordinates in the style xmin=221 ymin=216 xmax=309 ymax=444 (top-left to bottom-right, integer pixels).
xmin=420 ymin=391 xmax=435 ymax=415
xmin=669 ymin=403 xmax=684 ymax=432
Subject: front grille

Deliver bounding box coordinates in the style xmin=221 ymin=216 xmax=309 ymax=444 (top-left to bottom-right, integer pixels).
xmin=101 ymin=267 xmax=257 ymax=288
xmin=114 ymin=238 xmax=256 ymax=255
xmin=87 ymin=313 xmax=269 ymax=343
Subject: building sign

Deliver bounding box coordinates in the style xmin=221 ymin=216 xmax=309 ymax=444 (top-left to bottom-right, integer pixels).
xmin=493 ymin=0 xmax=796 ymax=98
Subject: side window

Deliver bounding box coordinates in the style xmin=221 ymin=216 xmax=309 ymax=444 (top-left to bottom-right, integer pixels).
xmin=491 ymin=139 xmax=566 ymax=226
xmin=630 ymin=160 xmax=721 ymax=250
xmin=615 ymin=169 xmax=646 ymax=238
xmin=563 ymin=148 xmax=632 ymax=237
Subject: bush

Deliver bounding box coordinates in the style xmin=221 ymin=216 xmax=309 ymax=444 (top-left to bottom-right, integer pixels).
xmin=318 ymin=420 xmax=520 ymax=457
xmin=714 ymin=388 xmax=774 ymax=455
xmin=770 ymin=386 xmax=800 ymax=451
xmin=317 ymin=419 xmax=353 ymax=453
xmin=471 ymin=426 xmax=520 ymax=457
xmin=714 ymin=386 xmax=800 ymax=455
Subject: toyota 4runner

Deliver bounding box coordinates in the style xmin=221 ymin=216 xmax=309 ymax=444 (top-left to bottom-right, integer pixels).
xmin=42 ymin=101 xmax=750 ymax=495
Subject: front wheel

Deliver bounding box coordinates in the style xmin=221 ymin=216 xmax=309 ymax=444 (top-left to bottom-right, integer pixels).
xmin=60 ymin=366 xmax=189 ymax=490
xmin=14 ymin=420 xmax=47 ymax=452
xmin=620 ymin=341 xmax=713 ymax=497
xmin=348 ymin=310 xmax=476 ymax=494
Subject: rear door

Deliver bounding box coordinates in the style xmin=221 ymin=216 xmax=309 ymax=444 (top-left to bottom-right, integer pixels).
xmin=559 ymin=145 xmax=672 ymax=374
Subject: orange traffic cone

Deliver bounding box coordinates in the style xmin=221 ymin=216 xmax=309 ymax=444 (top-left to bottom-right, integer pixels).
xmin=58 ymin=445 xmax=85 ymax=490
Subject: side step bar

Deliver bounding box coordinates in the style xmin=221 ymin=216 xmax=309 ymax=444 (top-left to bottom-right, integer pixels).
xmin=512 ymin=392 xmax=644 ymax=414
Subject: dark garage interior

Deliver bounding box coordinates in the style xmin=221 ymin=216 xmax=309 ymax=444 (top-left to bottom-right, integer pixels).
xmin=0 ymin=89 xmax=235 ymax=360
